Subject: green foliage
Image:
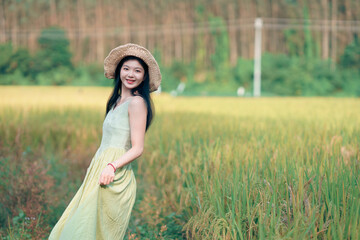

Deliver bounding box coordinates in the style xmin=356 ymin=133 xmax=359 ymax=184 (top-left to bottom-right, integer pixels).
xmin=167 ymin=52 xmax=360 ymax=96
xmin=0 ymin=26 xmax=111 ymax=86
xmin=194 ymin=4 xmax=207 ymax=71
xmin=0 ymin=43 xmax=13 ymax=71
xmin=159 ymin=61 xmax=183 ymax=92
xmin=0 ymin=70 xmax=32 ymax=85
xmin=232 ymin=58 xmax=253 ymax=89
xmin=340 ymin=35 xmax=360 ymax=70
xmin=8 ymin=48 xmax=32 ymax=75
xmin=260 ymin=53 xmax=360 ymax=96
xmin=152 ymin=49 xmax=186 ymax=92
xmin=209 ymin=16 xmax=231 ymax=84
xmin=35 ymin=66 xmax=76 ymax=85
xmin=0 ymin=210 xmax=46 ymax=240
xmin=0 ymin=27 xmax=75 ymax=86
xmin=72 ymin=64 xmax=110 ymax=86
xmin=263 ymin=55 xmax=327 ymax=96
xmin=284 ymin=7 xmax=319 ymax=59
xmin=170 ymin=61 xmax=188 ymax=81
xmin=303 ymin=7 xmax=319 ymax=59
xmin=0 ymin=43 xmax=32 ymax=79
xmin=0 ymin=151 xmax=53 ymax=239
xmin=126 ymin=211 xmax=184 ymax=239
xmin=341 ymin=69 xmax=360 ymax=96
xmin=32 ymin=26 xmax=73 ymax=77
xmin=0 ymin=25 xmax=359 ymax=96
xmin=282 ymin=6 xmax=319 ymax=60
xmin=284 ymin=29 xmax=304 ymax=56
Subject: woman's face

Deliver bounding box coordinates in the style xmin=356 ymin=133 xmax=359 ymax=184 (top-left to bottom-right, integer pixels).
xmin=119 ymin=59 xmax=145 ymax=90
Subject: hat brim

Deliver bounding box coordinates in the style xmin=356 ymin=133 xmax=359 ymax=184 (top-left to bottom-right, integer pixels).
xmin=104 ymin=43 xmax=161 ymax=92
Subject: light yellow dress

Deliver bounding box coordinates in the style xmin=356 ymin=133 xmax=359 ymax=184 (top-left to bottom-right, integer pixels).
xmin=49 ymin=99 xmax=136 ymax=240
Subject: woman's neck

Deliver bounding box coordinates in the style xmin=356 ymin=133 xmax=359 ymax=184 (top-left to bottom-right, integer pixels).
xmin=120 ymin=85 xmax=133 ymax=99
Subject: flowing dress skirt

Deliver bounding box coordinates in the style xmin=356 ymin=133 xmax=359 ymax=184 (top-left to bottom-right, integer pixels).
xmin=49 ymin=147 xmax=136 ymax=240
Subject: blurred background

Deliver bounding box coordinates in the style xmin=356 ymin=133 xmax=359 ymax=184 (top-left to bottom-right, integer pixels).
xmin=1 ymin=2 xmax=360 ymax=239
xmin=0 ymin=0 xmax=360 ymax=96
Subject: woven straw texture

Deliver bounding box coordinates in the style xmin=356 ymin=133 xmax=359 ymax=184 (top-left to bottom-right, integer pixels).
xmin=104 ymin=43 xmax=161 ymax=92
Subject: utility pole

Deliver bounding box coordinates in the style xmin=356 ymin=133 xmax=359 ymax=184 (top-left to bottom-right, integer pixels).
xmin=253 ymin=18 xmax=262 ymax=97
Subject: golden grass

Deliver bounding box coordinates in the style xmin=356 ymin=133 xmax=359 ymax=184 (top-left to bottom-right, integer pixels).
xmin=1 ymin=86 xmax=359 ymax=239
xmin=1 ymin=86 xmax=359 ymax=122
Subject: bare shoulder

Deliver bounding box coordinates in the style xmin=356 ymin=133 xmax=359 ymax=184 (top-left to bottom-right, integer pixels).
xmin=128 ymin=96 xmax=147 ymax=112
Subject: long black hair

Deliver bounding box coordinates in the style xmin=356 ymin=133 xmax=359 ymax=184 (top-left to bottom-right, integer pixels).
xmin=105 ymin=56 xmax=154 ymax=131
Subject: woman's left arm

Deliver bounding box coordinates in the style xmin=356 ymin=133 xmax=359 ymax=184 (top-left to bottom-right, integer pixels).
xmin=99 ymin=96 xmax=147 ymax=185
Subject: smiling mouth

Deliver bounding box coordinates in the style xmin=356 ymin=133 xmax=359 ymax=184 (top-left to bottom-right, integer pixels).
xmin=126 ymin=79 xmax=135 ymax=84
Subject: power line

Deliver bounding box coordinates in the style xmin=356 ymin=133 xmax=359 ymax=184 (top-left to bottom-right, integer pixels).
xmin=2 ymin=18 xmax=360 ymax=39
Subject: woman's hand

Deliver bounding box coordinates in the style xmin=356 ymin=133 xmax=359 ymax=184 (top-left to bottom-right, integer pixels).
xmin=99 ymin=165 xmax=115 ymax=185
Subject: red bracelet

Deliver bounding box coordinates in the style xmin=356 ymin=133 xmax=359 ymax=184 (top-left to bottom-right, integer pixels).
xmin=107 ymin=163 xmax=116 ymax=172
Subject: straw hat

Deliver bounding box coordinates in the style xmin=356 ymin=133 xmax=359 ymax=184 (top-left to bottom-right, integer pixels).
xmin=104 ymin=43 xmax=161 ymax=92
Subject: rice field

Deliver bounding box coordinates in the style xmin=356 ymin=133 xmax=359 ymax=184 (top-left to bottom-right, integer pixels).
xmin=0 ymin=86 xmax=359 ymax=239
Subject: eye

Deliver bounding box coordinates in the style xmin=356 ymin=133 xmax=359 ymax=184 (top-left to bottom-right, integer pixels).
xmin=122 ymin=67 xmax=129 ymax=71
xmin=136 ymin=69 xmax=142 ymax=73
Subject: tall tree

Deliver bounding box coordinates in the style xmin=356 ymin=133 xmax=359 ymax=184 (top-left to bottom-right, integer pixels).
xmin=331 ymin=0 xmax=338 ymax=67
xmin=321 ymin=0 xmax=329 ymax=59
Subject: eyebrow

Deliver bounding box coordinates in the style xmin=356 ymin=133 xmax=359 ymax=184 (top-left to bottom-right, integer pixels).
xmin=123 ymin=64 xmax=143 ymax=70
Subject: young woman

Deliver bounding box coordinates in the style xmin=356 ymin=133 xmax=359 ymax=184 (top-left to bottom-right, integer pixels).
xmin=49 ymin=43 xmax=161 ymax=239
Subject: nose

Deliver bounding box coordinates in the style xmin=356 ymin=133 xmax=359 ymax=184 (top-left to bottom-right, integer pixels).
xmin=127 ymin=70 xmax=134 ymax=78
